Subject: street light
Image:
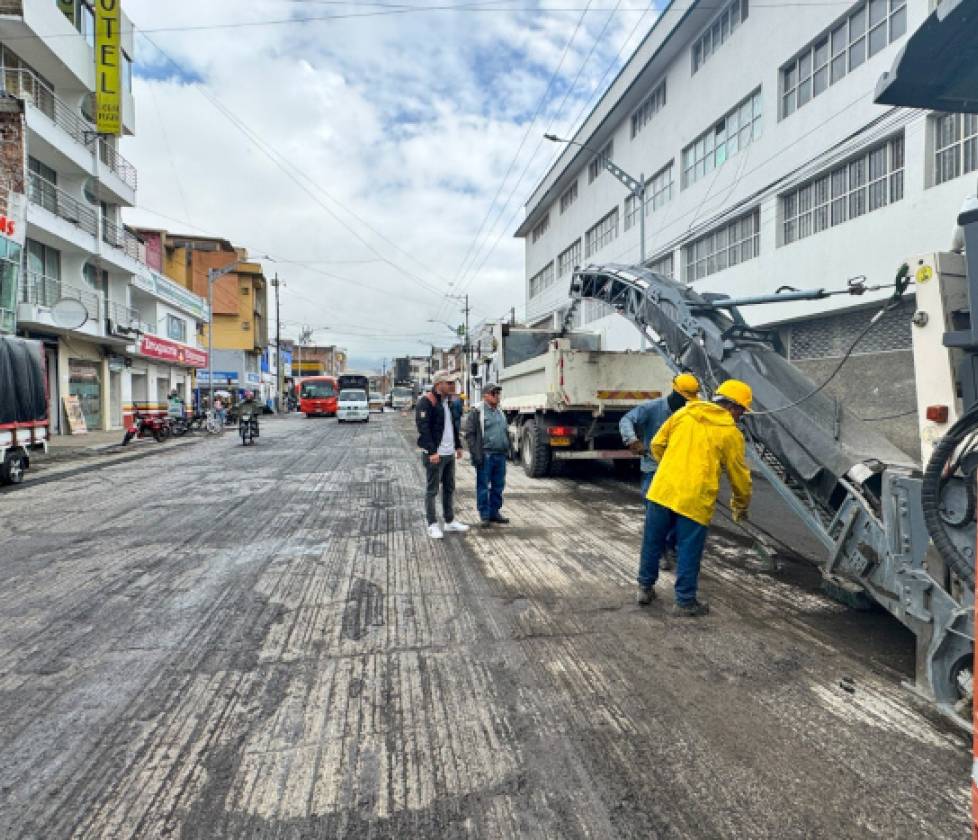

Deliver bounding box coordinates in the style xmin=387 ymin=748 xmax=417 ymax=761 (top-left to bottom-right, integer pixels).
xmin=544 ymin=133 xmax=647 ymax=264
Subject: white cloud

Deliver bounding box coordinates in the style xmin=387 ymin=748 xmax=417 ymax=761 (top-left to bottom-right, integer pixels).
xmin=121 ymin=0 xmax=657 ymax=362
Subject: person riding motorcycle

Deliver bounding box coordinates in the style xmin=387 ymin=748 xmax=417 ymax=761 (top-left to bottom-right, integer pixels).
xmin=237 ymin=390 xmax=261 ymax=442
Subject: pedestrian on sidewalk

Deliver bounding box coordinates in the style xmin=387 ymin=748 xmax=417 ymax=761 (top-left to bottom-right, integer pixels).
xmin=416 ymin=370 xmax=469 ymax=539
xmin=464 ymin=383 xmax=509 ymax=527
xmin=620 ymin=372 xmax=701 ymax=569
xmin=636 ymin=379 xmax=753 ymax=617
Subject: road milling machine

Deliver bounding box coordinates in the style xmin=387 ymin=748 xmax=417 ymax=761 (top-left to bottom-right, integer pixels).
xmin=563 ymin=0 xmax=978 ymax=733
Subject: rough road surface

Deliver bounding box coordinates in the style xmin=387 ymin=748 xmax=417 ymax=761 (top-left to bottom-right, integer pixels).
xmin=0 ymin=413 xmax=968 ymax=838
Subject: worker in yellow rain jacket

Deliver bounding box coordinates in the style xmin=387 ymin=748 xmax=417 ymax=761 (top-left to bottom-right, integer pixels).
xmin=636 ymin=379 xmax=753 ymax=616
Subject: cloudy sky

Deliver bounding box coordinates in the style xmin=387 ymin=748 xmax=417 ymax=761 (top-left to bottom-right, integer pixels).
xmin=121 ymin=0 xmax=658 ymax=368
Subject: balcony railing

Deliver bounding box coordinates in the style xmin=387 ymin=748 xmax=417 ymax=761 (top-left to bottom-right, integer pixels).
xmin=105 ymin=298 xmax=141 ymax=331
xmin=98 ymin=139 xmax=138 ymax=191
xmin=102 ymin=217 xmax=141 ymax=261
xmin=1 ymin=68 xmax=138 ymax=190
xmin=21 ymin=272 xmax=102 ymax=324
xmin=28 ymin=172 xmax=97 ymax=237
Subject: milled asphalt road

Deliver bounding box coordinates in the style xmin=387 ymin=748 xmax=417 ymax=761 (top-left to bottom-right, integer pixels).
xmin=0 ymin=413 xmax=969 ymax=838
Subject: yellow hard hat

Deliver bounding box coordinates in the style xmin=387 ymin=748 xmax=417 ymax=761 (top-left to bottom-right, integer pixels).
xmin=715 ymin=379 xmax=753 ymax=411
xmin=672 ymin=372 xmax=701 ymax=400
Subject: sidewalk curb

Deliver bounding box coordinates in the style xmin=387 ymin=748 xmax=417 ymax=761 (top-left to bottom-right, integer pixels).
xmin=7 ymin=435 xmax=209 ymax=492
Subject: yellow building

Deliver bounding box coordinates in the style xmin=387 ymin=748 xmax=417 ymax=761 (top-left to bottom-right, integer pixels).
xmin=134 ymin=230 xmax=269 ymax=397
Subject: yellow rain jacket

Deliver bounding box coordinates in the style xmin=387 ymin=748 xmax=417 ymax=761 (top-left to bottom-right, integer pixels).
xmin=647 ymin=400 xmax=752 ymax=526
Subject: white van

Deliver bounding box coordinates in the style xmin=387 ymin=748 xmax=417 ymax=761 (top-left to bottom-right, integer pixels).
xmin=337 ymin=388 xmax=370 ymax=423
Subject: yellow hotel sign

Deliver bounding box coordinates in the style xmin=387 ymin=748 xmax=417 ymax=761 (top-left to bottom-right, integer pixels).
xmin=95 ymin=0 xmax=121 ymax=136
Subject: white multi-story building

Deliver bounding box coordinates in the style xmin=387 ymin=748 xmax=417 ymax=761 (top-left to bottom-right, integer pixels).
xmin=0 ymin=1 xmax=208 ymax=433
xmin=516 ymin=0 xmax=974 ymax=456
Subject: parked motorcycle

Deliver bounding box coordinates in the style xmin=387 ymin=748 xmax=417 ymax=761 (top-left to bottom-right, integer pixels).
xmin=122 ymin=410 xmax=171 ymax=445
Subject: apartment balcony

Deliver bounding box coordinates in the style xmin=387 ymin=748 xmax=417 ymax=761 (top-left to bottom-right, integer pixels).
xmin=100 ymin=216 xmax=143 ymax=273
xmin=2 ymin=68 xmax=137 ymax=203
xmin=104 ymin=298 xmax=147 ymax=339
xmin=26 ymin=171 xmax=98 ymax=252
xmin=17 ymin=271 xmax=105 ymax=340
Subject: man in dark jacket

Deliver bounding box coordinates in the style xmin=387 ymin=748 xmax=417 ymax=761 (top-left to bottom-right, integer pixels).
xmin=416 ymin=370 xmax=469 ymax=539
xmin=464 ymin=383 xmax=509 ymax=527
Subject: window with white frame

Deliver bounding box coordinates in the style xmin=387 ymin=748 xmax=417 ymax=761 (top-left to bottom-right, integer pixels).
xmin=631 ymin=81 xmax=666 ymax=138
xmin=934 ymin=114 xmax=978 ymax=186
xmin=683 ymin=210 xmax=760 ymax=281
xmin=587 ymin=141 xmax=613 ymax=184
xmin=531 ymin=213 xmax=550 ymax=244
xmin=649 ymin=252 xmax=674 ymax=278
xmin=781 ymin=0 xmax=906 ymax=119
xmin=646 ymin=162 xmax=674 ymax=215
xmin=585 ymin=208 xmax=619 ymax=257
xmin=557 ymin=238 xmax=582 ymax=277
xmin=167 ymin=314 xmax=187 ymax=343
xmin=529 ymin=262 xmax=555 ymax=298
xmin=782 ymin=134 xmax=904 ymax=245
xmin=625 ymin=163 xmax=674 ymax=231
xmin=692 ymin=0 xmax=748 ymax=74
xmin=682 ymin=90 xmax=761 ymax=189
xmin=559 ymin=180 xmax=578 ymax=213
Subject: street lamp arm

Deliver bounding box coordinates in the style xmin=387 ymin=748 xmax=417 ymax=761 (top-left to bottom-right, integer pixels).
xmin=544 ymin=133 xmax=643 ymax=197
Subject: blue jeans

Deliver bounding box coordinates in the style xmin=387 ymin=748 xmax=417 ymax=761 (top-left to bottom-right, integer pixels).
xmin=476 ymin=452 xmax=507 ymax=521
xmin=638 ymin=502 xmax=708 ymax=605
xmin=641 ymin=471 xmax=676 ymax=550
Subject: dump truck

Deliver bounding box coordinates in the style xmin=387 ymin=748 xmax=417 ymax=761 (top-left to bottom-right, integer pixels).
xmin=0 ymin=335 xmax=48 ymax=485
xmin=487 ymin=323 xmax=673 ymax=477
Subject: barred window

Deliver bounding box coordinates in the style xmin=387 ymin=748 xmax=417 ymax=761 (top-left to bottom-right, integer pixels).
xmin=559 ymin=180 xmax=578 ymax=213
xmin=531 ymin=213 xmax=550 ymax=244
xmin=649 ymin=252 xmax=674 ymax=278
xmin=585 ymin=208 xmax=619 ymax=257
xmin=782 ymin=134 xmax=904 ymax=245
xmin=557 ymin=238 xmax=582 ymax=277
xmin=588 ymin=141 xmax=613 ymax=184
xmin=528 ymin=262 xmax=555 ymax=298
xmin=781 ymin=0 xmax=906 ymax=119
xmin=692 ymin=0 xmax=748 ymax=74
xmin=935 ymin=113 xmax=978 ymax=186
xmin=683 ymin=210 xmax=760 ymax=281
xmin=631 ymin=81 xmax=666 ymax=138
xmin=682 ymin=90 xmax=762 ymax=188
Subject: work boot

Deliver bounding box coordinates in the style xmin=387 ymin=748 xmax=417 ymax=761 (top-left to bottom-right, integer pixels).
xmin=636 ymin=586 xmax=656 ymax=606
xmin=672 ymin=600 xmax=710 ymax=617
xmin=489 ymin=514 xmax=510 ymax=524
xmin=660 ymin=549 xmax=675 ymax=571
xmin=479 ymin=519 xmax=493 ymax=528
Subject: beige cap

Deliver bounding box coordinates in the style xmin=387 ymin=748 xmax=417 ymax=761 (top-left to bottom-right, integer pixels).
xmin=432 ymin=369 xmax=458 ymax=385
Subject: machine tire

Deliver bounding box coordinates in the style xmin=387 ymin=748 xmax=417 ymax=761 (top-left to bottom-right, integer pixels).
xmin=1 ymin=451 xmax=26 ymax=485
xmin=153 ymin=428 xmax=168 ymax=443
xmin=520 ymin=419 xmax=552 ymax=478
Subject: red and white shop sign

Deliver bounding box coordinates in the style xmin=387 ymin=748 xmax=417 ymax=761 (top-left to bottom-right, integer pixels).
xmin=138 ymin=334 xmax=208 ymax=368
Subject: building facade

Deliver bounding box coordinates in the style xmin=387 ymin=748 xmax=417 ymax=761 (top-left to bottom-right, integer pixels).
xmin=134 ymin=230 xmax=269 ymax=402
xmin=1 ymin=2 xmax=209 ymax=433
xmin=290 ymin=344 xmax=347 ymax=378
xmin=516 ymin=0 xmax=973 ymax=452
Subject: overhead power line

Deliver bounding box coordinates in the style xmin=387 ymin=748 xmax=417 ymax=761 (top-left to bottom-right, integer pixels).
xmin=137 ymin=30 xmax=453 ymax=298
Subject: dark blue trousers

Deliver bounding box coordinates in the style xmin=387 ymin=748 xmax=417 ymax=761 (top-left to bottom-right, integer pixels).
xmin=476 ymin=452 xmax=507 ymax=521
xmin=638 ymin=502 xmax=708 ymax=605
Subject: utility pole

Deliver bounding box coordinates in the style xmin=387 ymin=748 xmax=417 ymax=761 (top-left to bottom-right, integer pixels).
xmin=463 ymin=293 xmax=471 ymax=403
xmin=271 ymin=273 xmax=282 ymax=412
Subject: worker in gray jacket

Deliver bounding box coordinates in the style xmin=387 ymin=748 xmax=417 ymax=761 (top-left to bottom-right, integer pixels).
xmin=463 ymin=383 xmax=510 ymax=527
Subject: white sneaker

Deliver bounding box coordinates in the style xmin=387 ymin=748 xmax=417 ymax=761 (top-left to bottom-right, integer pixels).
xmin=443 ymin=521 xmax=470 ymax=533
xmin=428 ymin=523 xmax=444 ymax=539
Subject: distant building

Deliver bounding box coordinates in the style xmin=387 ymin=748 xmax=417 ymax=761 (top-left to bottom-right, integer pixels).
xmin=290 ymin=344 xmax=347 ymax=378
xmin=133 ymin=230 xmax=270 ymax=401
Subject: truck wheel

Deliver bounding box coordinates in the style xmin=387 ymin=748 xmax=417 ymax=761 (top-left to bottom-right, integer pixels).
xmin=521 ymin=419 xmax=552 ymax=478
xmin=1 ymin=452 xmax=26 ymax=485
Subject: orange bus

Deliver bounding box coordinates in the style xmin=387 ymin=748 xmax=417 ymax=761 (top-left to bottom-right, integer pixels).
xmin=298 ymin=375 xmax=339 ymax=417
